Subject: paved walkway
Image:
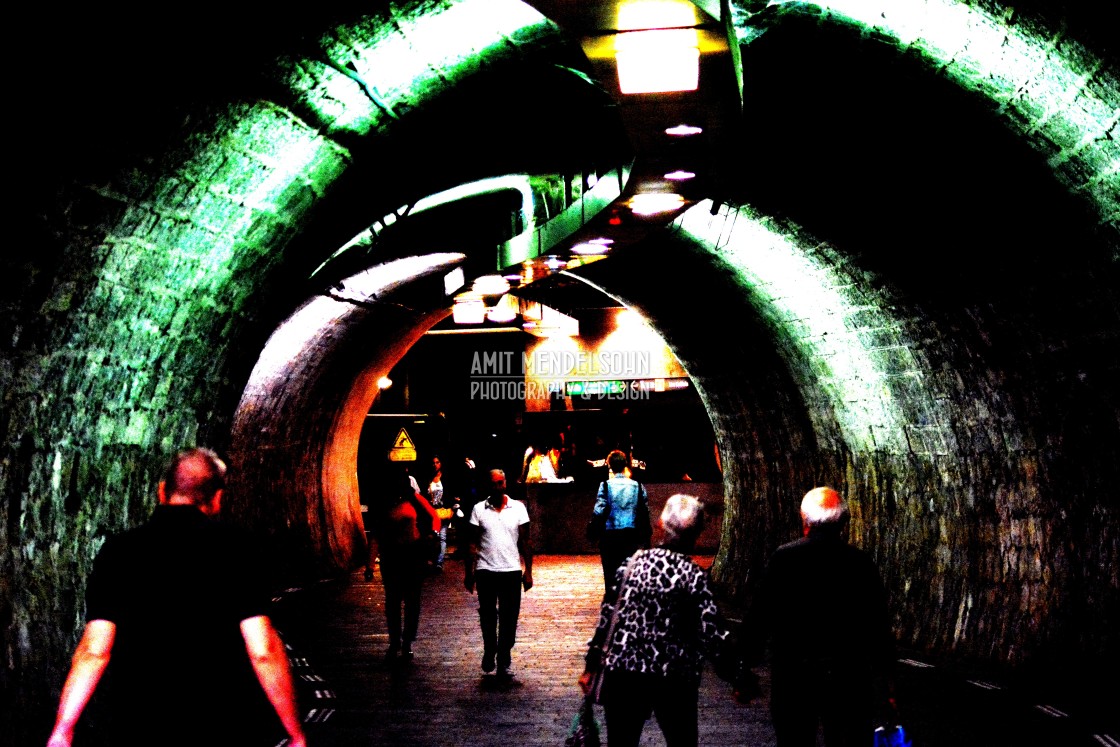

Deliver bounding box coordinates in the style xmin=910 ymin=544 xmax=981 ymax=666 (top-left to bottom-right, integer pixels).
xmin=271 ymin=555 xmax=1117 ymax=747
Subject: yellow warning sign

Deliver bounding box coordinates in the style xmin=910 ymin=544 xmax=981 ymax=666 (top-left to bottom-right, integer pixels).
xmin=388 ymin=428 xmax=417 ymax=462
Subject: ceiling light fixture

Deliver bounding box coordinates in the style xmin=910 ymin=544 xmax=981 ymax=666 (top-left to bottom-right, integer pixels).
xmin=615 ymin=0 xmax=700 ymax=94
xmin=665 ymin=123 xmax=703 ymax=137
xmin=472 ymin=274 xmax=511 ymax=295
xmin=452 ymin=295 xmax=486 ymax=324
xmin=571 ymin=242 xmax=610 ymax=255
xmin=664 ymin=169 xmax=696 ymax=180
xmin=629 ymin=193 xmax=686 ymax=216
xmin=486 ymin=293 xmax=519 ymax=323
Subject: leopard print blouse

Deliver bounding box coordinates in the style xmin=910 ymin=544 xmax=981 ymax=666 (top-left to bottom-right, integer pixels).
xmin=587 ymin=548 xmax=731 ymax=683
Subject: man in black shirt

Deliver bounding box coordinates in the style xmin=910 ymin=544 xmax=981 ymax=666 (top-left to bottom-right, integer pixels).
xmin=47 ymin=448 xmax=307 ymax=747
xmin=743 ymin=486 xmax=895 ymax=747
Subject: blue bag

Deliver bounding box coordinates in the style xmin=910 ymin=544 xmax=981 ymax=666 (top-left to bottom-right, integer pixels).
xmin=874 ymin=725 xmax=913 ymax=747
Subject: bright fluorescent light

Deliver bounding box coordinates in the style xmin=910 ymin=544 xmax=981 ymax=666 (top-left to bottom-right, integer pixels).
xmin=665 ymin=170 xmax=696 ymax=180
xmin=572 ymin=242 xmax=610 ymax=255
xmin=444 ymin=267 xmax=465 ymax=295
xmin=452 ymin=298 xmax=486 ymax=324
xmin=616 ymin=30 xmax=699 ymax=93
xmin=486 ymin=293 xmax=519 ymax=323
xmin=665 ymin=124 xmax=703 ymax=136
xmin=629 ymin=193 xmax=685 ymax=216
xmin=615 ymin=1 xmax=700 ymax=94
xmin=472 ymin=274 xmax=510 ymax=295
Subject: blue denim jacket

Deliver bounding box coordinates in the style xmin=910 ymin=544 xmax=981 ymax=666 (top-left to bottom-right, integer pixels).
xmin=593 ymin=476 xmax=649 ymax=531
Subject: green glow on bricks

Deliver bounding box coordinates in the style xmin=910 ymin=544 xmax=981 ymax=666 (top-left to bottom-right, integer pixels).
xmin=678 ymin=201 xmax=954 ymax=454
xmin=288 ymin=0 xmax=549 ymax=136
xmin=749 ymin=0 xmax=1118 ymax=222
xmin=120 ymin=105 xmax=348 ymax=292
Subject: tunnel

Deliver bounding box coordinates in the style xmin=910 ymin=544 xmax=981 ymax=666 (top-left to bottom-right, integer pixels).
xmin=4 ymin=1 xmax=1118 ymax=742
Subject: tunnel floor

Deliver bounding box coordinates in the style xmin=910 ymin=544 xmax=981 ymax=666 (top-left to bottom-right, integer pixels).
xmin=269 ymin=554 xmax=1114 ymax=747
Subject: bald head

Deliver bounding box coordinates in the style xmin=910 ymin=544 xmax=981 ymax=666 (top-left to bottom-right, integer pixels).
xmin=162 ymin=448 xmax=227 ymax=510
xmin=800 ymin=487 xmax=848 ymax=534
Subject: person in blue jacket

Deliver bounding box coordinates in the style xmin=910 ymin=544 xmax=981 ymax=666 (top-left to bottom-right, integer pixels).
xmin=591 ymin=449 xmax=652 ymax=590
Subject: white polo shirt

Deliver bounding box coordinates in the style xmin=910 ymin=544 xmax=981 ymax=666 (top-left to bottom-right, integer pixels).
xmin=470 ymin=496 xmax=530 ymax=572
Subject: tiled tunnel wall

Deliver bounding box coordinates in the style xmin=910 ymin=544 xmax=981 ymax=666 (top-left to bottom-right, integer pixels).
xmin=2 ymin=0 xmax=1117 ymax=741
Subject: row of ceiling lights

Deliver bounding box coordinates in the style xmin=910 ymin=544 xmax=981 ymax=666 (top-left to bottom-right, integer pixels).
xmin=452 ymin=0 xmax=730 ymax=329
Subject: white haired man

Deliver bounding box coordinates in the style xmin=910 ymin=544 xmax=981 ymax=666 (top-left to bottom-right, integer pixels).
xmin=742 ymin=486 xmax=895 ymax=747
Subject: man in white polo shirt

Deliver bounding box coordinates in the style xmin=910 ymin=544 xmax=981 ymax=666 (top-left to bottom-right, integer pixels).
xmin=463 ymin=468 xmax=533 ymax=677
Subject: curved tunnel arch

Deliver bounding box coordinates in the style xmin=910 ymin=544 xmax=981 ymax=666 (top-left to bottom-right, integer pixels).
xmin=5 ymin=0 xmax=1118 ymax=734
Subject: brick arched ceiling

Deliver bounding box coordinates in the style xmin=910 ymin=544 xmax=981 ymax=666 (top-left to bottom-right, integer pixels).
xmin=4 ymin=0 xmax=1118 ymax=735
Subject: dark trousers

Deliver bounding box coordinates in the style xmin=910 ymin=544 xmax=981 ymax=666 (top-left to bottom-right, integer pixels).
xmin=600 ymin=528 xmax=642 ymax=590
xmin=381 ymin=549 xmax=425 ymax=647
xmin=475 ymin=569 xmax=522 ymax=664
xmin=603 ymin=669 xmax=699 ymax=747
xmin=771 ymin=661 xmax=874 ymax=747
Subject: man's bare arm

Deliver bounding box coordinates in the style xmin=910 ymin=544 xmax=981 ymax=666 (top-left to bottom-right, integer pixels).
xmin=241 ymin=615 xmax=307 ymax=747
xmin=47 ymin=620 xmax=116 ymax=747
xmin=518 ymin=522 xmax=534 ymax=590
xmin=464 ymin=523 xmax=481 ymax=592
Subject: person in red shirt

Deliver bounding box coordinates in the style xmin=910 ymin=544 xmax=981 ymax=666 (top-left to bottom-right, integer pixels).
xmin=372 ymin=465 xmax=440 ymax=662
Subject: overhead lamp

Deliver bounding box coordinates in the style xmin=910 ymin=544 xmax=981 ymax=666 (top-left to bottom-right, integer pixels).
xmin=452 ymin=296 xmax=486 ymax=324
xmin=443 ymin=267 xmax=466 ymax=296
xmin=615 ymin=0 xmax=700 ymax=94
xmin=377 ymin=376 xmax=393 ymax=390
xmin=523 ymin=304 xmax=579 ymax=338
xmin=472 ymin=274 xmax=511 ymax=295
xmin=571 ymin=242 xmax=610 ymax=255
xmin=629 ymin=192 xmax=685 ymax=216
xmin=665 ymin=123 xmax=703 ymax=137
xmin=664 ymin=170 xmax=696 ymax=181
xmin=486 ymin=293 xmax=519 ymax=323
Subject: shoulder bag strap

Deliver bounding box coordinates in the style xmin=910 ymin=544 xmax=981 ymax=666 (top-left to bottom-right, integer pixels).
xmin=600 ymin=549 xmax=639 ymax=657
xmin=593 ymin=550 xmax=640 ymax=702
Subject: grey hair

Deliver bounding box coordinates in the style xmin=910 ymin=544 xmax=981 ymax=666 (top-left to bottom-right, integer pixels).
xmin=661 ymin=493 xmax=705 ymax=544
xmin=800 ymin=486 xmax=849 ymax=527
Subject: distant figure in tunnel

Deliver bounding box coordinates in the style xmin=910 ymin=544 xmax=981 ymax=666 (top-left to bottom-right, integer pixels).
xmin=589 ymin=449 xmax=652 ymax=591
xmin=741 ymin=486 xmax=896 ymax=747
xmin=372 ymin=464 xmax=441 ymax=662
xmin=45 ymin=447 xmax=306 ymax=747
xmin=578 ymin=493 xmax=739 ymax=747
xmin=426 ymin=455 xmax=457 ymax=570
xmin=464 ymin=468 xmax=533 ymax=677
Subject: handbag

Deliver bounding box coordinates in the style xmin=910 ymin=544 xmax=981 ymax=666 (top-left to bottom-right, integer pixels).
xmin=563 ymin=696 xmax=601 ymax=747
xmin=588 ymin=552 xmax=637 ymax=704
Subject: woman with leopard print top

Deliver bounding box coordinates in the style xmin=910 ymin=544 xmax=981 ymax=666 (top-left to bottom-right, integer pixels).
xmin=578 ymin=494 xmax=738 ymax=747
